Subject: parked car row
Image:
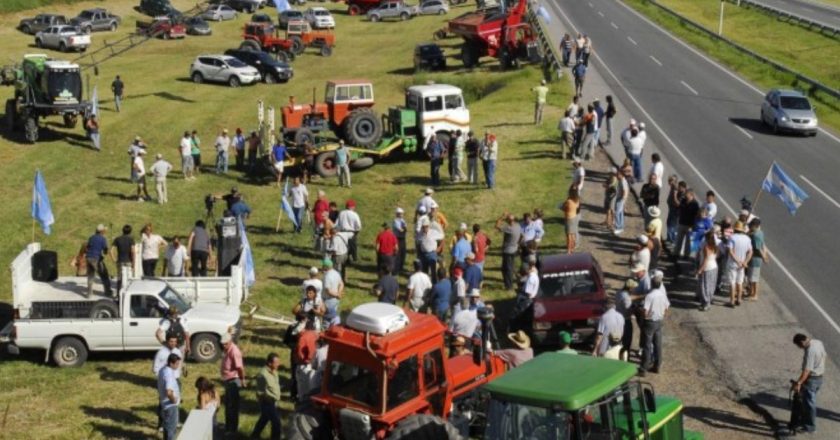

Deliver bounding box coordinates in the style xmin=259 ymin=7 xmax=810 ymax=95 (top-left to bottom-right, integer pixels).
xmin=19 ymin=8 xmax=121 ymax=35
xmin=190 ymin=48 xmax=294 ymax=87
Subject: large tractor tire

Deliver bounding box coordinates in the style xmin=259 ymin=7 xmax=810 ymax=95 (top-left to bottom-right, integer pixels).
xmin=4 ymin=99 xmax=16 ymax=133
xmin=314 ymin=151 xmax=338 ymax=178
xmin=349 ymin=156 xmax=374 ymax=171
xmin=385 ymin=414 xmax=463 ymax=440
xmin=287 ymin=406 xmax=330 ymax=440
xmin=275 ymin=50 xmax=292 ymax=63
xmin=294 ymin=128 xmax=316 ymax=146
xmin=24 ymin=116 xmax=39 ymax=143
xmin=63 ymin=114 xmax=78 ymax=129
xmin=239 ymin=39 xmax=262 ymax=52
xmin=290 ymin=36 xmax=305 ymax=55
xmin=343 ymin=108 xmax=383 ymax=149
xmin=460 ymin=42 xmax=479 ymax=68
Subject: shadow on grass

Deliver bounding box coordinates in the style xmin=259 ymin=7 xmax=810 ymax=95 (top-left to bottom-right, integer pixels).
xmin=96 ymin=365 xmax=157 ymax=388
xmin=82 ymin=405 xmax=149 ymax=426
xmin=99 ymin=91 xmax=196 ymax=104
xmin=97 ymin=192 xmax=134 ymax=201
xmin=87 ymin=422 xmax=151 ymax=439
xmin=683 ymin=405 xmax=772 ymax=437
xmin=97 ymin=175 xmax=133 ymax=184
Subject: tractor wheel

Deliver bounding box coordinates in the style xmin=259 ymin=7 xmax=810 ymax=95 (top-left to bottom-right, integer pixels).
xmin=460 ymin=42 xmax=479 ymax=68
xmin=286 ymin=406 xmax=330 ymax=440
xmin=385 ymin=414 xmax=463 ymax=440
xmin=349 ymin=156 xmax=374 ymax=171
xmin=239 ymin=39 xmax=262 ymax=52
xmin=294 ymin=128 xmax=315 ymax=146
xmin=348 ymin=4 xmax=361 ymax=15
xmin=24 ymin=116 xmax=39 ymax=143
xmin=275 ymin=50 xmax=291 ymax=63
xmin=4 ymin=99 xmax=16 ymax=133
xmin=314 ymin=151 xmax=338 ymax=178
xmin=433 ymin=29 xmax=447 ymax=40
xmin=63 ymin=114 xmax=78 ymax=129
xmin=320 ymin=45 xmax=333 ymax=57
xmin=343 ymin=108 xmax=383 ymax=149
xmin=290 ymin=36 xmax=304 ymax=55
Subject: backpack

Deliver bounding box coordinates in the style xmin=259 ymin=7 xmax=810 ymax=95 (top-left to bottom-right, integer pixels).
xmin=165 ymin=317 xmax=186 ymax=346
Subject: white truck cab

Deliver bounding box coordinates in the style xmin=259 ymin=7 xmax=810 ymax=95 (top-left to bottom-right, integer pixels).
xmin=405 ymin=83 xmax=470 ymax=145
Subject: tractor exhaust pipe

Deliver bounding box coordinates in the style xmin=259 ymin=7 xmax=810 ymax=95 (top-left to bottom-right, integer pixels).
xmin=474 ymin=305 xmax=496 ymax=366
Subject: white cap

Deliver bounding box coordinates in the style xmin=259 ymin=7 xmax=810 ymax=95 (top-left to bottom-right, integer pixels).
xmin=418 ymin=206 xmax=427 ymax=214
xmin=424 ymin=188 xmax=434 ymax=195
xmin=639 ymin=122 xmax=646 ymax=129
xmin=469 ymin=288 xmax=481 ymax=297
xmin=637 ymin=234 xmax=649 ymax=245
xmin=156 ymin=153 xmax=162 ymax=160
xmin=395 ymin=207 xmax=405 ymax=214
xmin=629 ymin=118 xmax=637 ymax=126
xmin=652 ymin=269 xmax=665 ymax=280
xmin=430 ymin=201 xmax=439 ymax=209
xmin=459 ymin=222 xmax=468 ymax=231
xmin=221 ymin=332 xmax=232 ymax=344
xmin=420 ymin=217 xmax=431 ymax=227
xmin=309 ymin=267 xmax=319 ymax=275
xmin=96 ymin=224 xmax=107 ymax=232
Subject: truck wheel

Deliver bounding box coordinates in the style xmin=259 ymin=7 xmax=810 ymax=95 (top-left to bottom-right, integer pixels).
xmin=438 ymin=8 xmax=446 ymax=15
xmin=319 ymin=45 xmax=332 ymax=57
xmin=294 ymin=128 xmax=315 ymax=146
xmin=24 ymin=116 xmax=39 ymax=143
xmin=400 ymin=12 xmax=409 ymax=20
xmin=290 ymin=36 xmax=304 ymax=55
xmin=192 ymin=72 xmax=204 ymax=84
xmin=63 ymin=114 xmax=78 ymax=129
xmin=90 ymin=300 xmax=119 ymax=319
xmin=35 ymin=38 xmax=43 ymax=48
xmin=239 ymin=39 xmax=262 ymax=52
xmin=191 ymin=333 xmax=221 ymax=363
xmin=314 ymin=151 xmax=338 ymax=178
xmin=110 ymin=23 xmax=117 ymax=32
xmin=52 ymin=337 xmax=88 ymax=368
xmin=385 ymin=414 xmax=463 ymax=440
xmin=350 ymin=156 xmax=374 ymax=171
xmin=5 ymin=99 xmax=16 ymax=133
xmin=229 ymin=76 xmax=241 ymax=88
xmin=22 ymin=25 xmax=31 ymax=34
xmin=84 ymin=26 xmax=92 ymax=34
xmin=370 ymin=14 xmax=380 ymax=22
xmin=460 ymin=42 xmax=479 ymax=68
xmin=348 ymin=4 xmax=361 ymax=15
xmin=343 ymin=108 xmax=383 ymax=149
xmin=287 ymin=407 xmax=330 ymax=440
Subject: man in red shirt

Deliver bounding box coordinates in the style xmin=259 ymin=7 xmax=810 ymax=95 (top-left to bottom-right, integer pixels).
xmin=375 ymin=222 xmax=399 ymax=275
xmin=312 ymin=190 xmax=329 ymax=228
xmin=294 ymin=319 xmax=320 ymax=398
xmin=220 ymin=332 xmax=245 ymax=436
xmin=472 ymin=223 xmax=491 ymax=272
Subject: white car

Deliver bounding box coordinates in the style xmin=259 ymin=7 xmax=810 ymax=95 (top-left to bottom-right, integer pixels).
xmin=202 ymin=4 xmax=238 ymax=21
xmin=34 ymin=25 xmax=91 ymax=52
xmin=190 ymin=55 xmax=261 ymax=87
xmin=304 ymin=7 xmax=335 ymax=29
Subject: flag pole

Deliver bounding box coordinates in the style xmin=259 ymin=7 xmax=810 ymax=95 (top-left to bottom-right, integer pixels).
xmin=751 ymin=162 xmax=774 ymax=212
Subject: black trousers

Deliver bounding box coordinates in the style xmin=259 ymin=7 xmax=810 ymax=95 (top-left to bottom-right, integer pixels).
xmin=142 ymin=259 xmax=158 ymax=277
xmin=191 ymin=250 xmax=209 ymax=276
xmin=396 ymin=237 xmax=407 ymax=274
xmin=501 ymin=253 xmax=516 ymax=290
xmin=251 ymin=400 xmax=281 ymax=440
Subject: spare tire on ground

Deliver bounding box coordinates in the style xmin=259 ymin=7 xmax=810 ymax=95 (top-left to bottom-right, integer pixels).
xmin=314 ymin=151 xmax=338 ymax=178
xmin=350 ymin=156 xmax=374 ymax=171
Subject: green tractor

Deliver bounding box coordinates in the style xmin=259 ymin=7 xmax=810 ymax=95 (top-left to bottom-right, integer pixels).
xmin=481 ymin=353 xmax=704 ymax=440
xmin=2 ymin=54 xmax=92 ymax=143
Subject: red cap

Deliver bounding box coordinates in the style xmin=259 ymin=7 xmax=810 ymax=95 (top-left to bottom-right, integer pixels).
xmin=453 ymin=267 xmax=463 ymax=276
xmin=346 ymin=199 xmax=356 ymax=208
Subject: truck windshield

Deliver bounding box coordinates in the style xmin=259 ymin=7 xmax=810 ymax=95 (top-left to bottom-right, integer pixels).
xmin=46 ymin=70 xmax=81 ymax=103
xmin=327 ymin=360 xmax=380 ymax=409
xmin=539 ymin=270 xmax=595 ymax=297
xmin=159 ymin=287 xmax=191 ymax=314
xmin=486 ymin=399 xmax=571 ymax=440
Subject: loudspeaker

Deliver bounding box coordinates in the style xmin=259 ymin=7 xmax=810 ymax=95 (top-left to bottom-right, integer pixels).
xmin=32 ymin=250 xmax=58 ymax=282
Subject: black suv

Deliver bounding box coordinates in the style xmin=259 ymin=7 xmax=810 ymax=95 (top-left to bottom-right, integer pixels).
xmin=224 ymin=49 xmax=293 ymax=83
xmin=414 ymin=43 xmax=446 ymax=72
xmin=139 ymin=0 xmax=181 ymax=17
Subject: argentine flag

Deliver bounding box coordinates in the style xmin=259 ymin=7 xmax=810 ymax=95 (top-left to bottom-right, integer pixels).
xmin=761 ymin=162 xmax=809 ymax=215
xmin=274 ymin=0 xmax=291 ymax=13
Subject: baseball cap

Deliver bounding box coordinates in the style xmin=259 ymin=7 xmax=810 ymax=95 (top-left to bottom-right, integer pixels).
xmin=469 ymin=288 xmax=480 ymax=297
xmin=652 ymin=269 xmax=665 ymax=280
xmin=624 ymin=279 xmax=639 ymax=289
xmin=424 ymin=188 xmax=434 ymax=195
xmin=322 ymin=258 xmax=334 ymax=268
xmin=346 ymin=200 xmax=356 ymax=208
xmin=309 ymin=267 xmax=319 ymax=275
xmin=637 ymin=234 xmax=649 ymax=245
xmin=559 ymin=331 xmax=572 ymax=345
xmin=459 ymin=222 xmax=468 ymax=231
xmin=96 ymin=224 xmax=107 ymax=232
xmin=395 ymin=207 xmax=404 ymax=214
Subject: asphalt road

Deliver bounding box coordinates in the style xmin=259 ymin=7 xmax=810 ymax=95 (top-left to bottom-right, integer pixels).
xmin=751 ymin=0 xmax=840 ymax=28
xmin=544 ymin=0 xmax=840 ymax=374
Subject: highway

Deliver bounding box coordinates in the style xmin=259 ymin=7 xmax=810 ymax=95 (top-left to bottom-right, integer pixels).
xmin=542 ymin=0 xmax=840 ymax=431
xmin=751 ymin=0 xmax=840 ymax=28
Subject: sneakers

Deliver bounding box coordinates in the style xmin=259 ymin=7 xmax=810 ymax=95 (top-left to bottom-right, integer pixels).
xmin=613 ymin=229 xmax=624 ymax=235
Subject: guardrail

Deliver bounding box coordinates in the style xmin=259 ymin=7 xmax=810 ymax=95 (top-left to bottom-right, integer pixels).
xmin=727 ymin=0 xmax=840 ymax=39
xmin=644 ymin=0 xmax=840 ymax=101
xmin=527 ymin=8 xmax=564 ymax=83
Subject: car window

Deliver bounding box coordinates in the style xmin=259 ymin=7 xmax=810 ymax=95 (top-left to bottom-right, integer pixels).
xmin=424 ymin=96 xmax=443 ymax=112
xmin=79 ymin=11 xmax=94 ymax=19
xmin=539 ymin=269 xmax=596 ymax=297
xmin=445 ymin=94 xmax=463 ymax=110
xmin=227 ymin=58 xmax=248 ymax=68
xmin=198 ymin=57 xmax=213 ymax=65
xmin=780 ymin=96 xmax=811 ymax=110
xmin=130 ymin=294 xmax=163 ymax=318
xmin=387 ymin=355 xmax=419 ymax=410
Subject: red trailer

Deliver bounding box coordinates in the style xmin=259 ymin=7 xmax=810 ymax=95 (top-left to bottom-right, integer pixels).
xmin=447 ymin=0 xmax=541 ymax=68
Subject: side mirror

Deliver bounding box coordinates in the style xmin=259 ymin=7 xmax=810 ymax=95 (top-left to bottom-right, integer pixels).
xmin=643 ymin=387 xmax=656 ymax=413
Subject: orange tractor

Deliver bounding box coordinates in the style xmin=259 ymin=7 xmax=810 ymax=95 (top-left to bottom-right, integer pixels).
xmin=288 ymin=303 xmax=507 ymax=439
xmin=282 ymin=79 xmax=383 ymax=148
xmin=240 ymin=22 xmax=296 ymax=63
xmin=286 ymin=20 xmax=336 ymax=57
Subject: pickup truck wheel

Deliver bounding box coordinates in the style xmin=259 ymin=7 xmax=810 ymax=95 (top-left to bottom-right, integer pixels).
xmin=90 ymin=300 xmax=119 ymax=319
xmin=59 ymin=42 xmax=68 ymax=52
xmin=84 ymin=26 xmax=92 ymax=34
xmin=400 ymin=12 xmax=409 ymax=20
xmin=370 ymin=14 xmax=380 ymax=22
xmin=385 ymin=414 xmax=461 ymax=440
xmin=35 ymin=38 xmax=43 ymax=48
xmin=191 ymin=333 xmax=222 ymax=362
xmin=110 ymin=23 xmax=117 ymax=32
xmin=52 ymin=337 xmax=88 ymax=368
xmin=22 ymin=25 xmax=31 ymax=34
xmin=192 ymin=72 xmax=204 ymax=84
xmin=438 ymin=8 xmax=446 ymax=15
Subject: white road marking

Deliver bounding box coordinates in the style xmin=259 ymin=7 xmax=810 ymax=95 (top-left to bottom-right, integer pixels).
xmin=588 ymin=2 xmax=593 ymax=7
xmin=614 ymin=0 xmax=840 ymax=145
xmin=598 ymin=11 xmax=604 ymax=17
xmin=801 ymin=175 xmax=840 ymax=209
xmin=680 ymin=80 xmax=699 ymax=95
xmin=611 ymin=21 xmax=619 ymax=29
xmin=734 ymin=124 xmax=753 ymax=139
xmin=649 ymin=55 xmax=662 ymax=66
xmin=549 ymin=0 xmax=840 ymax=338
xmin=627 ymin=36 xmax=638 ymax=45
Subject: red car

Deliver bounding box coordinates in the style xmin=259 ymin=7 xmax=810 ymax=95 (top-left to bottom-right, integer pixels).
xmin=510 ymin=252 xmax=607 ymax=347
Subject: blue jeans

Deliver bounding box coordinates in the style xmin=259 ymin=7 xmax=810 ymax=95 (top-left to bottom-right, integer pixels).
xmin=161 ymin=404 xmax=178 ymax=440
xmin=430 ymin=158 xmax=442 ymax=186
xmin=801 ymin=376 xmax=822 ymax=432
xmin=215 ymin=152 xmax=228 ymax=174
xmin=324 ymin=297 xmax=340 ymax=327
xmin=630 ymin=153 xmax=642 ymax=182
xmin=251 ymin=400 xmax=281 ymax=439
xmin=666 ymin=209 xmax=678 ymax=242
xmin=485 ymin=159 xmax=496 ymax=188
xmin=421 ymin=252 xmax=438 ymax=283
xmin=562 ymin=48 xmax=571 ymax=66
xmin=292 ymin=207 xmax=305 ymax=232
xmin=224 ymin=379 xmax=241 ymax=435
xmin=614 ymin=199 xmax=626 ymax=231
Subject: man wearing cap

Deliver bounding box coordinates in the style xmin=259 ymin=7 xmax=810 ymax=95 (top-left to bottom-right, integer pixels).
xmin=375 ymin=222 xmax=398 ymax=274
xmin=417 ymin=219 xmax=442 ymax=283
xmin=325 ymin=228 xmax=350 ymax=279
xmin=531 ymin=79 xmax=549 ymax=124
xmin=336 ymin=200 xmax=362 ymax=263
xmin=593 ymin=298 xmax=625 ymax=357
xmin=558 ymin=110 xmax=575 ymax=159
xmin=392 ymin=208 xmax=408 ymax=274
xmin=631 ymin=262 xmax=651 ymax=295
xmin=214 ymin=129 xmax=231 ymax=174
xmin=451 ymin=266 xmax=467 ymax=306
xmin=557 ymin=331 xmax=578 ymax=355
xmin=647 ymin=206 xmax=662 ymax=240
xmin=132 ymin=149 xmax=151 ymax=202
xmin=302 ymin=267 xmax=323 ymax=300
xmin=641 ymin=270 xmax=670 ymax=374
xmin=616 ymin=279 xmax=642 ymax=360
xmin=86 ymin=224 xmax=113 ymax=298
xmin=233 ymin=128 xmax=246 ymax=171
xmin=450 ymin=228 xmax=472 ymax=269
xmin=149 ymin=153 xmax=172 ymax=204
xmin=496 ymin=330 xmax=534 ymax=368
xmin=157 ymin=352 xmax=182 ymax=440
xmin=322 ymin=258 xmax=344 ymax=308
xmin=220 ymin=331 xmax=245 ymax=436
xmin=496 ymin=213 xmax=522 ymax=291
xmin=463 ymin=252 xmax=483 ymax=292
xmin=791 ymin=333 xmax=826 ymax=434
xmin=416 ymin=188 xmax=437 ymax=219
xmin=727 ymin=221 xmax=753 ymax=307
xmin=336 ymin=140 xmax=351 ymax=188
xmin=746 ymin=218 xmax=768 ymax=301
xmin=451 ymin=289 xmax=482 ymax=339
xmin=630 ymin=234 xmax=651 ymax=273
xmin=426 ymin=133 xmax=446 ymax=187
xmin=128 ymin=135 xmax=147 ymax=172
xmin=406 ymin=260 xmax=432 ymax=312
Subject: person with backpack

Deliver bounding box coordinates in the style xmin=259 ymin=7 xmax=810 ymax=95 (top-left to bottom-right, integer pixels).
xmin=156 ymin=305 xmax=191 ymax=356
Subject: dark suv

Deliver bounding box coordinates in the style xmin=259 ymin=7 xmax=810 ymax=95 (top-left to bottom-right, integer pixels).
xmin=139 ymin=0 xmax=181 ymax=17
xmin=414 ymin=43 xmax=446 ymax=72
xmin=509 ymin=252 xmax=606 ymax=347
xmin=224 ymin=49 xmax=293 ymax=83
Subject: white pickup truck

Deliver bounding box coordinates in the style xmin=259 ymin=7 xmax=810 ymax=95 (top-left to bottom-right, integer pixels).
xmin=0 ymin=243 xmax=249 ymax=367
xmin=34 ymin=25 xmax=91 ymax=52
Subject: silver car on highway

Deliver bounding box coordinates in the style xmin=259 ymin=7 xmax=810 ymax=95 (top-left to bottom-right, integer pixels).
xmin=760 ymin=89 xmax=818 ymax=136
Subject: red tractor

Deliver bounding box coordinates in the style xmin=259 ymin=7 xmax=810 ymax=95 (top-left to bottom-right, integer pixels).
xmin=288 ymin=303 xmax=507 ymax=439
xmin=240 ymin=22 xmax=295 ymax=63
xmin=447 ymin=0 xmax=541 ymax=68
xmin=345 ymin=0 xmax=384 ymax=16
xmin=281 ymin=79 xmax=383 ymax=148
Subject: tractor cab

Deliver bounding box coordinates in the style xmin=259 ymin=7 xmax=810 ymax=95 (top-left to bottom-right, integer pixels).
xmin=40 ymin=60 xmax=82 ymax=105
xmin=482 ymin=353 xmax=703 ymax=440
xmin=244 ymin=21 xmax=275 ymax=37
xmin=405 ymin=83 xmax=470 ymax=145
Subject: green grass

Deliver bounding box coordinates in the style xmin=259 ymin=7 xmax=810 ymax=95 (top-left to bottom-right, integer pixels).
xmin=0 ymin=0 xmax=101 ymax=14
xmin=628 ymin=0 xmax=840 ymax=133
xmin=0 ymin=0 xmax=571 ymax=437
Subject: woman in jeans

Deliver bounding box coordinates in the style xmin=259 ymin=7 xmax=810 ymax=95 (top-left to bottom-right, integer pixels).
xmin=695 ymin=230 xmax=719 ymax=311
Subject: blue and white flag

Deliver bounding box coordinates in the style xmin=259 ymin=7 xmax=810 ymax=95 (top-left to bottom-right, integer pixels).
xmin=31 ymin=170 xmax=55 ymax=235
xmin=761 ymin=162 xmax=809 ymax=215
xmin=537 ymin=5 xmax=551 ymax=23
xmin=239 ymin=221 xmax=256 ymax=287
xmin=274 ymin=0 xmax=291 ymax=13
xmin=91 ymin=85 xmax=99 ymax=116
xmin=281 ymin=179 xmax=298 ymax=228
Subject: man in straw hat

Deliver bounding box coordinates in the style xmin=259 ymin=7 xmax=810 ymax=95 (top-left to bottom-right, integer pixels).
xmin=726 ymin=220 xmax=753 ymax=307
xmin=496 ymin=330 xmax=534 ymax=368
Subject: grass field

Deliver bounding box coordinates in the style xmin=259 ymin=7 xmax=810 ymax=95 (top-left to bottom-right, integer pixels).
xmin=0 ymin=0 xmax=571 ymax=437
xmin=0 ymin=0 xmax=98 ymax=14
xmin=628 ymin=0 xmax=840 ymax=133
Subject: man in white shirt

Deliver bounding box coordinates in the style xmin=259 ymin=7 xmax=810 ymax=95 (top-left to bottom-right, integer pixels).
xmin=593 ymin=298 xmax=625 ymax=356
xmin=336 ymin=200 xmax=362 ymax=262
xmin=326 ymin=229 xmax=350 ymax=279
xmin=164 ymin=237 xmax=189 ymax=276
xmin=416 ymin=188 xmax=437 ymax=219
xmin=641 ymin=270 xmax=670 ymax=375
xmin=571 ymin=158 xmax=585 ymax=193
xmin=627 ymin=129 xmax=645 ymax=182
xmin=132 ymin=150 xmax=151 ymax=202
xmin=630 ymin=234 xmax=651 ymax=273
xmin=179 ymin=131 xmax=194 ymax=180
xmin=558 ymin=110 xmax=575 ymax=159
xmin=302 ymin=267 xmax=323 ymax=300
xmin=214 ymin=128 xmax=231 ymax=174
xmin=149 ymin=154 xmax=173 ymax=204
xmin=649 ymin=153 xmax=664 ymax=187
xmin=704 ymin=190 xmax=718 ymax=221
xmin=153 ymin=333 xmax=184 ymax=378
xmin=288 ymin=177 xmax=309 ymax=233
xmin=727 ymin=221 xmax=753 ymax=307
xmin=405 ymin=260 xmax=432 ymax=312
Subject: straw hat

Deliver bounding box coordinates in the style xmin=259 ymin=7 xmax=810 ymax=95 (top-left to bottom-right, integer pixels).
xmin=647 ymin=206 xmax=661 ymax=218
xmin=507 ymin=330 xmax=532 ymax=350
xmin=733 ymin=221 xmax=746 ymax=233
